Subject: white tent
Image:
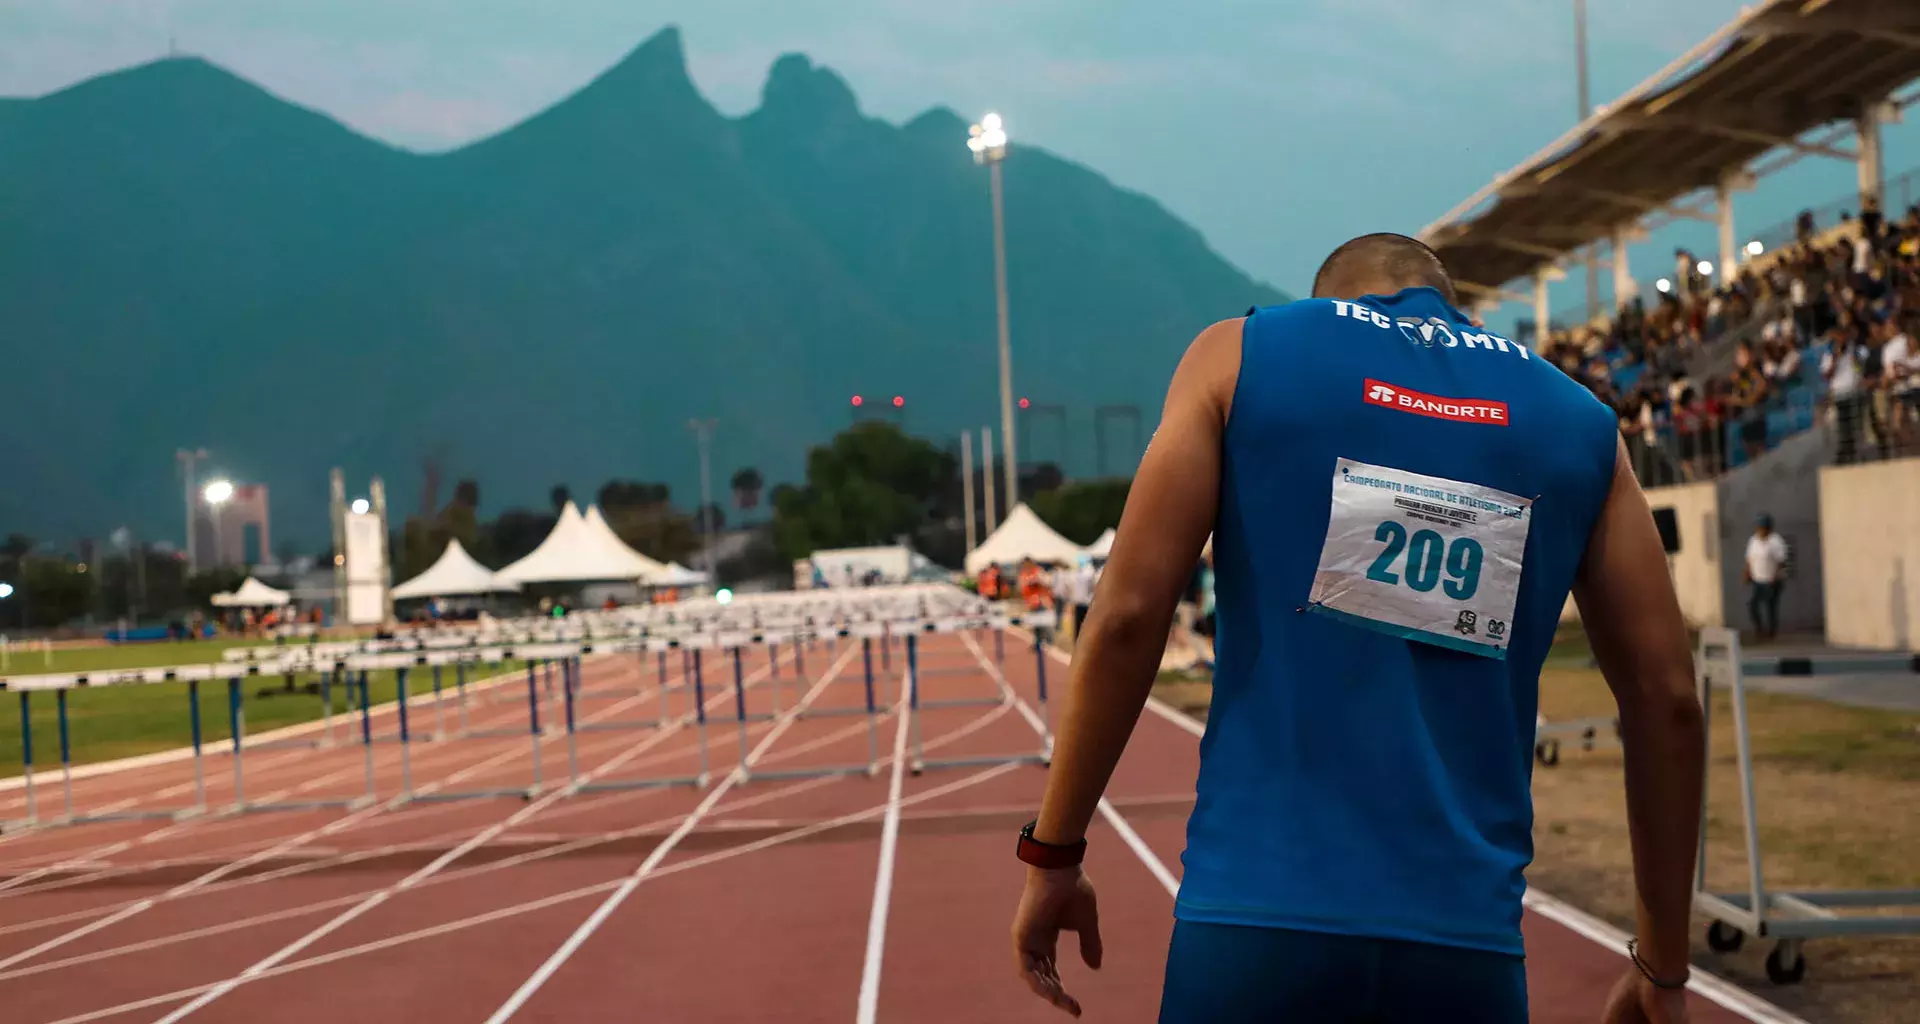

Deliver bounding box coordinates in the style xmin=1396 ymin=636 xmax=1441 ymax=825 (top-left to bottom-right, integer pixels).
xmin=1085 ymin=528 xmax=1116 ymax=559
xmin=582 ymin=505 xmax=671 ymax=580
xmin=653 ymin=562 xmax=710 ymax=587
xmin=392 ymin=539 xmax=516 ymax=600
xmin=964 ymin=503 xmax=1087 ymax=574
xmin=496 ymin=503 xmax=668 ymax=585
xmin=211 ymin=577 xmax=291 ymax=607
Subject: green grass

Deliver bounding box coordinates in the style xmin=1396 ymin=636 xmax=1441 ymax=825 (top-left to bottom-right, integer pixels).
xmin=0 ymin=661 xmax=528 ymax=776
xmin=1 ymin=637 xmax=270 ymax=675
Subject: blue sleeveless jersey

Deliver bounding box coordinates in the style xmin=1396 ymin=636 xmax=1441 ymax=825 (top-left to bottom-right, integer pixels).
xmin=1175 ymin=287 xmax=1617 ymax=956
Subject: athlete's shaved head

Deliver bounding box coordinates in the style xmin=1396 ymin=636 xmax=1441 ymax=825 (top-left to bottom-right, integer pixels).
xmin=1311 ymin=233 xmax=1456 ymax=305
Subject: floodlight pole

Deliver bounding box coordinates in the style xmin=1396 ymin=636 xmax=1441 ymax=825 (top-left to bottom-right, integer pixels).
xmin=177 ymin=448 xmax=208 ymax=574
xmin=690 ymin=418 xmax=719 ymax=587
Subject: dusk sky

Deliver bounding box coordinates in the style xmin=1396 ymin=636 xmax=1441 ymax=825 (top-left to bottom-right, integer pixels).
xmin=6 ymin=0 xmax=1918 ymax=320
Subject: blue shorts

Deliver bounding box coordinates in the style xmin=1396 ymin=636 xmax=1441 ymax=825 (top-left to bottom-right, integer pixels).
xmin=1159 ymin=920 xmax=1527 ymax=1023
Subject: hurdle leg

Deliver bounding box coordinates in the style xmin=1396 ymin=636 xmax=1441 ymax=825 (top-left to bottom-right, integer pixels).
xmin=656 ymin=650 xmax=670 ymax=728
xmin=227 ymin=679 xmax=246 ymax=811
xmin=862 ymin=638 xmax=879 ymax=774
xmin=16 ymin=693 xmax=33 ymax=826
xmin=456 ymin=662 xmax=470 ymax=737
xmin=691 ymin=650 xmax=711 ymax=785
xmin=1034 ymin=631 xmax=1054 ymax=761
xmin=882 ymin=625 xmax=892 ymax=673
xmin=731 ymin=648 xmax=751 ymax=781
xmin=562 ymin=658 xmax=580 ymax=785
xmin=321 ymin=668 xmax=336 ymax=748
xmin=907 ymin=635 xmax=924 ymax=774
xmin=396 ymin=668 xmax=414 ymax=800
xmin=358 ymin=671 xmax=376 ymax=803
xmin=432 ymin=664 xmax=446 ymax=741
xmin=57 ymin=690 xmax=74 ymax=821
xmin=189 ymin=681 xmax=207 ymax=814
xmin=767 ymin=644 xmax=783 ymax=714
xmin=526 ymin=663 xmax=544 ymax=795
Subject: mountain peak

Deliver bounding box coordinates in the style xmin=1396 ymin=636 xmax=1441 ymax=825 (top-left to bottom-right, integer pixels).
xmin=757 ymin=54 xmax=860 ymax=126
xmin=564 ymin=24 xmax=699 ymax=110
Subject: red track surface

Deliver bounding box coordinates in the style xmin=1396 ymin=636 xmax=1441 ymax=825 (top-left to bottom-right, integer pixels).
xmin=0 ymin=632 xmax=1791 ymax=1022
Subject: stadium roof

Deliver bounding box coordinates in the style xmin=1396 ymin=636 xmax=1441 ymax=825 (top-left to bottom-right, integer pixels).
xmin=1422 ymin=0 xmax=1920 ymax=302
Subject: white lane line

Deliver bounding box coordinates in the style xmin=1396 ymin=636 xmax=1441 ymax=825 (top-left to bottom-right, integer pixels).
xmin=481 ymin=646 xmax=855 ymax=1024
xmin=961 ymin=632 xmax=1183 ymax=895
xmin=149 ymin=654 xmax=790 ymax=1022
xmin=855 ymin=668 xmax=912 ymax=1024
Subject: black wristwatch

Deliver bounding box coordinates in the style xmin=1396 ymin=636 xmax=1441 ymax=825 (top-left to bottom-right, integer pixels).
xmin=1016 ymin=820 xmax=1087 ymax=869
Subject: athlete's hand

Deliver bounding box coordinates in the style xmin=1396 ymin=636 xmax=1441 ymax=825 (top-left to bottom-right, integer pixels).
xmin=1602 ymin=971 xmax=1689 ymax=1024
xmin=1011 ymin=865 xmax=1103 ymax=1016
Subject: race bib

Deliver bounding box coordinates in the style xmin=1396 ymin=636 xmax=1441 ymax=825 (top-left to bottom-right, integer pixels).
xmin=1306 ymin=458 xmax=1532 ymax=659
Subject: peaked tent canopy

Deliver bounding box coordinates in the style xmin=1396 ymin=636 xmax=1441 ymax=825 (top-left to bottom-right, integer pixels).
xmin=965 ymin=504 xmax=1088 ymax=574
xmin=392 ymin=539 xmax=516 ymax=600
xmin=653 ymin=562 xmax=710 ymax=587
xmin=496 ymin=503 xmax=668 ymax=584
xmin=582 ymin=505 xmax=671 ymax=580
xmin=211 ymin=577 xmax=291 ymax=607
xmin=1085 ymin=528 xmax=1116 ymax=559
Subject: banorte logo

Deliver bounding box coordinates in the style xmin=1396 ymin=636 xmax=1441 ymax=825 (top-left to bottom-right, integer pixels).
xmin=1362 ymin=378 xmax=1508 ymax=426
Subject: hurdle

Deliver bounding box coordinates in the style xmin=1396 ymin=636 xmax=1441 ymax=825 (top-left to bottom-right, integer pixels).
xmin=570 ymin=644 xmax=670 ymax=735
xmin=569 ymin=640 xmax=710 ymax=794
xmin=222 ymin=670 xmax=372 ymax=815
xmin=744 ymin=632 xmax=882 ymax=783
xmin=1691 ymin=627 xmax=1920 ymax=985
xmin=410 ymin=655 xmax=546 ymax=803
xmin=1533 ymin=715 xmax=1620 ymax=766
xmin=906 ymin=626 xmax=1052 ymax=776
xmin=910 ymin=615 xmax=1008 ymax=710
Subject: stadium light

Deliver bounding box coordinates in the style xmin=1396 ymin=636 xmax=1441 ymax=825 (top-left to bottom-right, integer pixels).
xmin=1696 ymin=259 xmax=1714 ymax=277
xmin=968 ymin=111 xmax=1018 ymax=512
xmin=350 ymin=498 xmax=371 ymax=515
xmin=1746 ymin=239 xmax=1765 ymax=256
xmin=715 ymin=588 xmax=734 ymax=605
xmin=1656 ymin=278 xmax=1672 ymax=294
xmin=967 ymin=112 xmax=1008 ymax=164
xmin=0 ymin=583 xmax=13 ymax=600
xmin=201 ymin=479 xmax=234 ymax=505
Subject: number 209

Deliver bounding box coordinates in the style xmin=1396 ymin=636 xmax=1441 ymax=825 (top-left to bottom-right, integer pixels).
xmin=1365 ymin=521 xmax=1482 ymax=600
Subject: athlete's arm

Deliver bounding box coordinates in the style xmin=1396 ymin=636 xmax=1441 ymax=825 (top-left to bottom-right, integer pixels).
xmin=1572 ymin=437 xmax=1706 ymax=988
xmin=1032 ymin=317 xmax=1239 ymax=847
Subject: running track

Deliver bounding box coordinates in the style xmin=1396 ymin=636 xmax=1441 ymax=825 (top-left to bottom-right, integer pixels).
xmin=0 ymin=632 xmax=1802 ymax=1022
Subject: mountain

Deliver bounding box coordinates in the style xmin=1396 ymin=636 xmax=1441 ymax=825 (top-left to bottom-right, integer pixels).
xmin=0 ymin=27 xmax=1284 ymax=548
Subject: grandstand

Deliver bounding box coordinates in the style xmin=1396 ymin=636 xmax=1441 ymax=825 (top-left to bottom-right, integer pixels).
xmin=1422 ymin=0 xmax=1920 ymax=485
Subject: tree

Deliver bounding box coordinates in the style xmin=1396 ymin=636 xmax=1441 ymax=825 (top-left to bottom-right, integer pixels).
xmin=484 ymin=508 xmax=556 ymax=567
xmin=730 ymin=467 xmax=764 ymax=511
xmin=549 ymin=484 xmax=571 ymax=513
xmin=599 ymin=481 xmax=670 ymax=510
xmin=452 ymin=479 xmax=481 ymax=510
xmin=697 ymin=503 xmax=726 ymax=531
xmin=1028 ymin=478 xmax=1132 ymax=545
xmin=771 ymin=421 xmax=955 ymax=561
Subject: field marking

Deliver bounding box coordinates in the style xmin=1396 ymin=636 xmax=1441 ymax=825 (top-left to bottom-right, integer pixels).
xmin=855 ymin=668 xmax=912 ymax=1024
xmin=480 ymin=645 xmax=857 ymax=1023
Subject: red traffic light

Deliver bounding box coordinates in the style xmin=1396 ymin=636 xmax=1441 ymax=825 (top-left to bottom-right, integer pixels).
xmin=891 ymin=396 xmax=905 ymax=408
xmin=851 ymin=395 xmax=864 ymax=407
xmin=1018 ymin=397 xmax=1030 ymax=409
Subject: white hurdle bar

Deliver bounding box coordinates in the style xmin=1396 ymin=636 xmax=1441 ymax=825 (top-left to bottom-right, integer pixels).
xmin=740 ymin=634 xmax=882 ymax=784
xmin=567 ymin=640 xmax=710 ymax=795
xmin=906 ymin=619 xmax=1055 ymax=776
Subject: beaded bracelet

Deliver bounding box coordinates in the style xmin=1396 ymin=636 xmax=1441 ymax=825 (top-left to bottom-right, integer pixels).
xmin=1626 ymin=939 xmax=1691 ymax=990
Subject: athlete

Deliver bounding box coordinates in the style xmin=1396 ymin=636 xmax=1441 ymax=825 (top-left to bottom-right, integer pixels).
xmin=1009 ymin=234 xmax=1706 ymax=1022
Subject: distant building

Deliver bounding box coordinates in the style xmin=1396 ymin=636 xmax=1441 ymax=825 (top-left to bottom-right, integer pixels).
xmin=195 ymin=483 xmax=271 ymax=568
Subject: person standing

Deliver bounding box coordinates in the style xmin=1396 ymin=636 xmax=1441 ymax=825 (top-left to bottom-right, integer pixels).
xmin=1744 ymin=515 xmax=1790 ymax=642
xmin=1009 ymin=234 xmax=1704 ymax=1023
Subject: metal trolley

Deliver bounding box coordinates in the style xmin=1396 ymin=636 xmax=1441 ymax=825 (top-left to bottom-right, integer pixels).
xmin=1692 ymin=626 xmax=1920 ymax=984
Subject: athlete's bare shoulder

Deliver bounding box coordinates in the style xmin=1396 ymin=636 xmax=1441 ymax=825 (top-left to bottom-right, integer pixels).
xmin=1169 ymin=317 xmax=1245 ymax=421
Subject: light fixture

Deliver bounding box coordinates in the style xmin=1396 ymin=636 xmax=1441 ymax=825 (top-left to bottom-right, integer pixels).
xmin=350 ymin=498 xmax=371 ymax=515
xmin=0 ymin=583 xmax=12 ymax=599
xmin=715 ymin=588 xmax=734 ymax=605
xmin=1746 ymin=239 xmax=1765 ymax=256
xmin=967 ymin=111 xmax=1008 ymax=163
xmin=891 ymin=395 xmax=905 ymax=408
xmin=202 ymin=479 xmax=234 ymax=505
xmin=1656 ymin=278 xmax=1672 ymax=293
xmin=1696 ymin=259 xmax=1714 ymax=276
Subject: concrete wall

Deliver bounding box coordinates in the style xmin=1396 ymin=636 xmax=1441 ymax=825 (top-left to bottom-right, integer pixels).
xmin=1645 ymin=481 xmax=1725 ymax=628
xmin=1819 ymin=457 xmax=1920 ymax=651
xmin=1716 ymin=428 xmax=1829 ymax=636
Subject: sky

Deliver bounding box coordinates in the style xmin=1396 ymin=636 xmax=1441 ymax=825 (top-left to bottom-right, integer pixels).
xmin=5 ymin=0 xmax=1919 ymax=321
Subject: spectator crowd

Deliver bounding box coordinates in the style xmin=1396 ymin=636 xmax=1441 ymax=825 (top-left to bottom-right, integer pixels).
xmin=1537 ymin=197 xmax=1920 ymax=484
